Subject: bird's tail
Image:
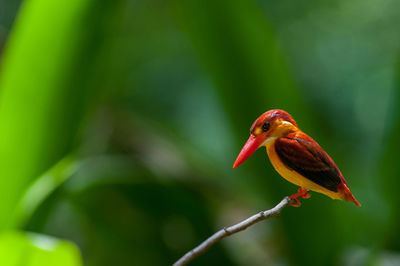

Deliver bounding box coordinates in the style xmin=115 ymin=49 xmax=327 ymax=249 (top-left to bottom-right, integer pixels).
xmin=338 ymin=183 xmax=361 ymax=207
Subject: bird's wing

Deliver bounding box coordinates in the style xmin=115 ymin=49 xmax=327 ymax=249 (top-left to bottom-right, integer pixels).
xmin=274 ymin=133 xmax=341 ymax=192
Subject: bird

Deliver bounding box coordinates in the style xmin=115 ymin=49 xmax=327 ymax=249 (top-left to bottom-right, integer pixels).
xmin=233 ymin=109 xmax=360 ymax=207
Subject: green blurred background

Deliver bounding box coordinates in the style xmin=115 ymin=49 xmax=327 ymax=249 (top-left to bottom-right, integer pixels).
xmin=0 ymin=0 xmax=399 ymax=265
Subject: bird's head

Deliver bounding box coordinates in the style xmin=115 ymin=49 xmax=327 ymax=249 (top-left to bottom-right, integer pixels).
xmin=233 ymin=109 xmax=298 ymax=168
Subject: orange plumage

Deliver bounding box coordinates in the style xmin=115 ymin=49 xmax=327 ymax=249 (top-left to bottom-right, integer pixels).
xmin=233 ymin=109 xmax=360 ymax=207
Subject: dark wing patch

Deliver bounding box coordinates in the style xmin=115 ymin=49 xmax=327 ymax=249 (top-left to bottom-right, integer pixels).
xmin=274 ymin=136 xmax=341 ymax=192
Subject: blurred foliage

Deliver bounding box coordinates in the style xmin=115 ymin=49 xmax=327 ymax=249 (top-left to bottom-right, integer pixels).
xmin=0 ymin=0 xmax=400 ymax=265
xmin=0 ymin=231 xmax=82 ymax=266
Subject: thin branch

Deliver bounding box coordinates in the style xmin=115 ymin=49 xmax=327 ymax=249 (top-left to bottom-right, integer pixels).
xmin=173 ymin=196 xmax=294 ymax=266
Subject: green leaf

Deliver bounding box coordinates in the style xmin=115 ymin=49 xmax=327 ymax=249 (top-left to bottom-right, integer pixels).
xmin=13 ymin=156 xmax=79 ymax=228
xmin=0 ymin=231 xmax=82 ymax=266
xmin=0 ymin=0 xmax=109 ymax=229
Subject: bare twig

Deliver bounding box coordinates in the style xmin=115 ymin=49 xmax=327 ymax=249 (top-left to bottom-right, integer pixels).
xmin=173 ymin=196 xmax=294 ymax=266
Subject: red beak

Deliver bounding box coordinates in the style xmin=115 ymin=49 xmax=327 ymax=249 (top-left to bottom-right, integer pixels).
xmin=233 ymin=135 xmax=264 ymax=168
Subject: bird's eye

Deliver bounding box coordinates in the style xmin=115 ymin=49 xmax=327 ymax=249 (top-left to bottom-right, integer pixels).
xmin=262 ymin=121 xmax=270 ymax=132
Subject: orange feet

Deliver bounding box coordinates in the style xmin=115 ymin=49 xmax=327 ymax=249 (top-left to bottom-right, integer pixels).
xmin=289 ymin=188 xmax=310 ymax=207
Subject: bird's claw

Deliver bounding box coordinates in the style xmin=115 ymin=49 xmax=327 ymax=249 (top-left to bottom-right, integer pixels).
xmin=290 ymin=198 xmax=302 ymax=207
xmin=289 ymin=188 xmax=310 ymax=207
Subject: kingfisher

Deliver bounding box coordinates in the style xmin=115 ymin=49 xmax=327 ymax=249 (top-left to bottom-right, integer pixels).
xmin=233 ymin=109 xmax=360 ymax=207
